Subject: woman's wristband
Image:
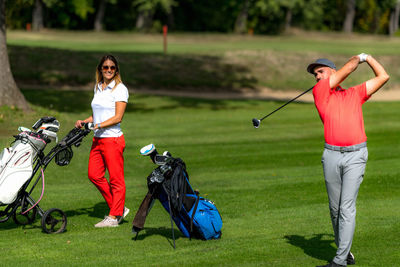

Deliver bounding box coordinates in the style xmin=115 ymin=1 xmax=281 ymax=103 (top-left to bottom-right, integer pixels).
xmin=97 ymin=123 xmax=101 ymax=129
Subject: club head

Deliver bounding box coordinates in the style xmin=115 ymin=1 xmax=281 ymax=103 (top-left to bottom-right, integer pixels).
xmin=140 ymin=144 xmax=156 ymax=156
xmin=252 ymin=118 xmax=261 ymax=128
xmin=140 ymin=144 xmax=158 ymax=163
xmin=163 ymin=151 xmax=171 ymax=157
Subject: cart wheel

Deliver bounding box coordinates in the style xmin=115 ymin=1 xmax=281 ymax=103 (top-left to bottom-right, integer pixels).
xmin=12 ymin=202 xmax=37 ymax=225
xmin=41 ymin=208 xmax=67 ymax=234
xmin=0 ymin=205 xmax=10 ymax=223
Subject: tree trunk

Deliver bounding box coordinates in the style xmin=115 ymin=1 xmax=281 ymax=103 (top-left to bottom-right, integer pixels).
xmin=94 ymin=0 xmax=106 ymax=32
xmin=136 ymin=10 xmax=154 ymax=31
xmin=389 ymin=0 xmax=400 ymax=36
xmin=167 ymin=10 xmax=174 ymax=29
xmin=284 ymin=8 xmax=292 ymax=33
xmin=342 ymin=0 xmax=356 ymax=33
xmin=234 ymin=0 xmax=249 ymax=34
xmin=0 ymin=1 xmax=30 ymax=111
xmin=32 ymin=0 xmax=44 ymax=31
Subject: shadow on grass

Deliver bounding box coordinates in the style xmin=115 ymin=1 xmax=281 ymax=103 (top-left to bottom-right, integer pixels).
xmin=0 ymin=218 xmax=41 ymax=232
xmin=133 ymin=226 xmax=182 ymax=248
xmin=284 ymin=234 xmax=336 ymax=262
xmin=0 ymin=202 xmax=110 ymax=232
xmin=12 ymin=44 xmax=260 ymax=113
xmin=64 ymin=202 xmax=109 ymax=219
xmin=10 ymin=45 xmax=258 ymax=92
xmin=21 ymin=88 xmax=252 ymax=113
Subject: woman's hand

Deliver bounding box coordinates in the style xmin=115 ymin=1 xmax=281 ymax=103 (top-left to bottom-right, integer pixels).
xmin=93 ymin=123 xmax=101 ymax=130
xmin=75 ymin=120 xmax=84 ymax=128
xmin=75 ymin=116 xmax=93 ymax=128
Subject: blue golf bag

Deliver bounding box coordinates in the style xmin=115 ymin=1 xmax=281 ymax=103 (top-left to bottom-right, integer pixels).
xmin=132 ymin=145 xmax=222 ymax=246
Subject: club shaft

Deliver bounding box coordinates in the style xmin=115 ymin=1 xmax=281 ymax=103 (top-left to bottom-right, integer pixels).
xmin=259 ymin=87 xmax=313 ymax=121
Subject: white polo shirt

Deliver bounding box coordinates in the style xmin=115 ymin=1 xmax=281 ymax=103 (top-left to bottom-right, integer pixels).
xmin=91 ymin=80 xmax=129 ymax=138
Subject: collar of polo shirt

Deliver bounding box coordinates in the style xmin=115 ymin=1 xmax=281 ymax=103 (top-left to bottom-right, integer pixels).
xmin=98 ymin=80 xmax=116 ymax=92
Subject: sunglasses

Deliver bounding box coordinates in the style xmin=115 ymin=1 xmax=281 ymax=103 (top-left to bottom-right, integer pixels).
xmin=102 ymin=65 xmax=116 ymax=71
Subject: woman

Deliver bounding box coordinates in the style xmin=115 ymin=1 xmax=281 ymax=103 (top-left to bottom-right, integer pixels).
xmin=75 ymin=55 xmax=129 ymax=228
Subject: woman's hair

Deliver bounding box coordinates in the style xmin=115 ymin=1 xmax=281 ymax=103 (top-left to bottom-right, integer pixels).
xmin=95 ymin=54 xmax=122 ymax=90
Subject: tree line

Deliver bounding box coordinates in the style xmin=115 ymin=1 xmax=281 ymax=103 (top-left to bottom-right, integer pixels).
xmin=5 ymin=0 xmax=400 ymax=35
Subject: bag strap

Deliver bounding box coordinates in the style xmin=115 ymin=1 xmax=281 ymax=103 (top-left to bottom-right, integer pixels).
xmin=189 ymin=194 xmax=200 ymax=240
xmin=132 ymin=192 xmax=154 ymax=233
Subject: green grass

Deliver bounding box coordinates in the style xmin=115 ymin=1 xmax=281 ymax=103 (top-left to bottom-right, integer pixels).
xmin=7 ymin=30 xmax=400 ymax=91
xmin=0 ymin=90 xmax=399 ymax=266
xmin=7 ymin=30 xmax=400 ymax=55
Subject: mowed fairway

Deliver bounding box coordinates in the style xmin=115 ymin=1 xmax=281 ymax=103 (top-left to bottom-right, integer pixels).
xmin=0 ymin=90 xmax=399 ymax=266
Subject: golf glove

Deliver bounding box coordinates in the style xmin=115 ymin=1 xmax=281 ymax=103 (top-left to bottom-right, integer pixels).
xmin=358 ymin=53 xmax=368 ymax=63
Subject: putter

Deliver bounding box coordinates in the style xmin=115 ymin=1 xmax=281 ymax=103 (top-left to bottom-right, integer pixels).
xmin=252 ymin=86 xmax=313 ymax=128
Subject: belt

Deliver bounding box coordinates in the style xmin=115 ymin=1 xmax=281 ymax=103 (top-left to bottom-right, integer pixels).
xmin=324 ymin=142 xmax=367 ymax=152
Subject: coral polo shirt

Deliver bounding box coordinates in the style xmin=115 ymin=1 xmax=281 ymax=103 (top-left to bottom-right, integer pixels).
xmin=313 ymin=78 xmax=370 ymax=146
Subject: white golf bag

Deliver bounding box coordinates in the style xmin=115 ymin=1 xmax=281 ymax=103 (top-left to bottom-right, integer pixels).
xmin=0 ymin=118 xmax=59 ymax=205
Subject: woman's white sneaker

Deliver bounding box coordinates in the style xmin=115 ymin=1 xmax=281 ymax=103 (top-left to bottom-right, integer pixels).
xmin=95 ymin=216 xmax=118 ymax=228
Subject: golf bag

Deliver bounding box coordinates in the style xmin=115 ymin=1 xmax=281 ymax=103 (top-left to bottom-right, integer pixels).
xmin=132 ymin=144 xmax=222 ymax=245
xmin=0 ymin=131 xmax=48 ymax=205
xmin=0 ymin=117 xmax=92 ymax=234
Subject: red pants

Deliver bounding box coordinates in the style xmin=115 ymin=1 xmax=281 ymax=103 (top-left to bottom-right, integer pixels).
xmin=88 ymin=135 xmax=126 ymax=217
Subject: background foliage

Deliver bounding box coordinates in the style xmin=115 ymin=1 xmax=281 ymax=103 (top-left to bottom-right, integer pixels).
xmin=5 ymin=0 xmax=400 ymax=35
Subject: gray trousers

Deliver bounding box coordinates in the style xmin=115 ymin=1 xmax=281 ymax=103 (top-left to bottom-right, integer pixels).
xmin=321 ymin=144 xmax=368 ymax=266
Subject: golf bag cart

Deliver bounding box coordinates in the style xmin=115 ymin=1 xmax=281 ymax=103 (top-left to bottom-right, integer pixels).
xmin=0 ymin=117 xmax=92 ymax=233
xmin=132 ymin=144 xmax=222 ymax=248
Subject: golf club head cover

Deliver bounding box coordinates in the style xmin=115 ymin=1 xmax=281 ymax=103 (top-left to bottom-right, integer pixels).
xmin=32 ymin=116 xmax=57 ymax=130
xmin=140 ymin=144 xmax=158 ymax=164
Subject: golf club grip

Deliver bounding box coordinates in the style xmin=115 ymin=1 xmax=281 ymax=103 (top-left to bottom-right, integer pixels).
xmin=260 ymin=86 xmax=313 ymax=121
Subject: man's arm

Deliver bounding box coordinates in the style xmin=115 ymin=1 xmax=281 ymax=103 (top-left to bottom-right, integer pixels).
xmin=329 ymin=56 xmax=360 ymax=89
xmin=364 ymin=55 xmax=390 ymax=96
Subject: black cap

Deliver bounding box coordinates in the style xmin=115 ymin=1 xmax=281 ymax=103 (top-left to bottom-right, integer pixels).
xmin=307 ymin=58 xmax=336 ymax=74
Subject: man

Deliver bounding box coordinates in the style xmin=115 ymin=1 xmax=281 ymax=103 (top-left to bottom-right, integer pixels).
xmin=307 ymin=54 xmax=389 ymax=267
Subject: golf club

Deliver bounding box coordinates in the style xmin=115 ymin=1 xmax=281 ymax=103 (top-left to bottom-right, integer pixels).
xmin=252 ymin=86 xmax=314 ymax=128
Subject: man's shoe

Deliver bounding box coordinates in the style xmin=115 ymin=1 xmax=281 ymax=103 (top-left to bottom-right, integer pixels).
xmin=316 ymin=262 xmax=346 ymax=267
xmin=117 ymin=207 xmax=130 ymax=224
xmin=347 ymin=252 xmax=356 ymax=265
xmin=95 ymin=216 xmax=118 ymax=228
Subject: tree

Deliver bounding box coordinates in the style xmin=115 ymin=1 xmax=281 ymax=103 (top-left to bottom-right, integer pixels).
xmin=134 ymin=0 xmax=156 ymax=31
xmin=343 ymin=0 xmax=356 ymax=33
xmin=134 ymin=0 xmax=176 ymax=31
xmin=234 ymin=0 xmax=250 ymax=34
xmin=389 ymin=0 xmax=400 ymax=35
xmin=0 ymin=0 xmax=30 ymax=111
xmin=32 ymin=0 xmax=44 ymax=31
xmin=277 ymin=0 xmax=305 ymax=32
xmin=94 ymin=0 xmax=106 ymax=31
